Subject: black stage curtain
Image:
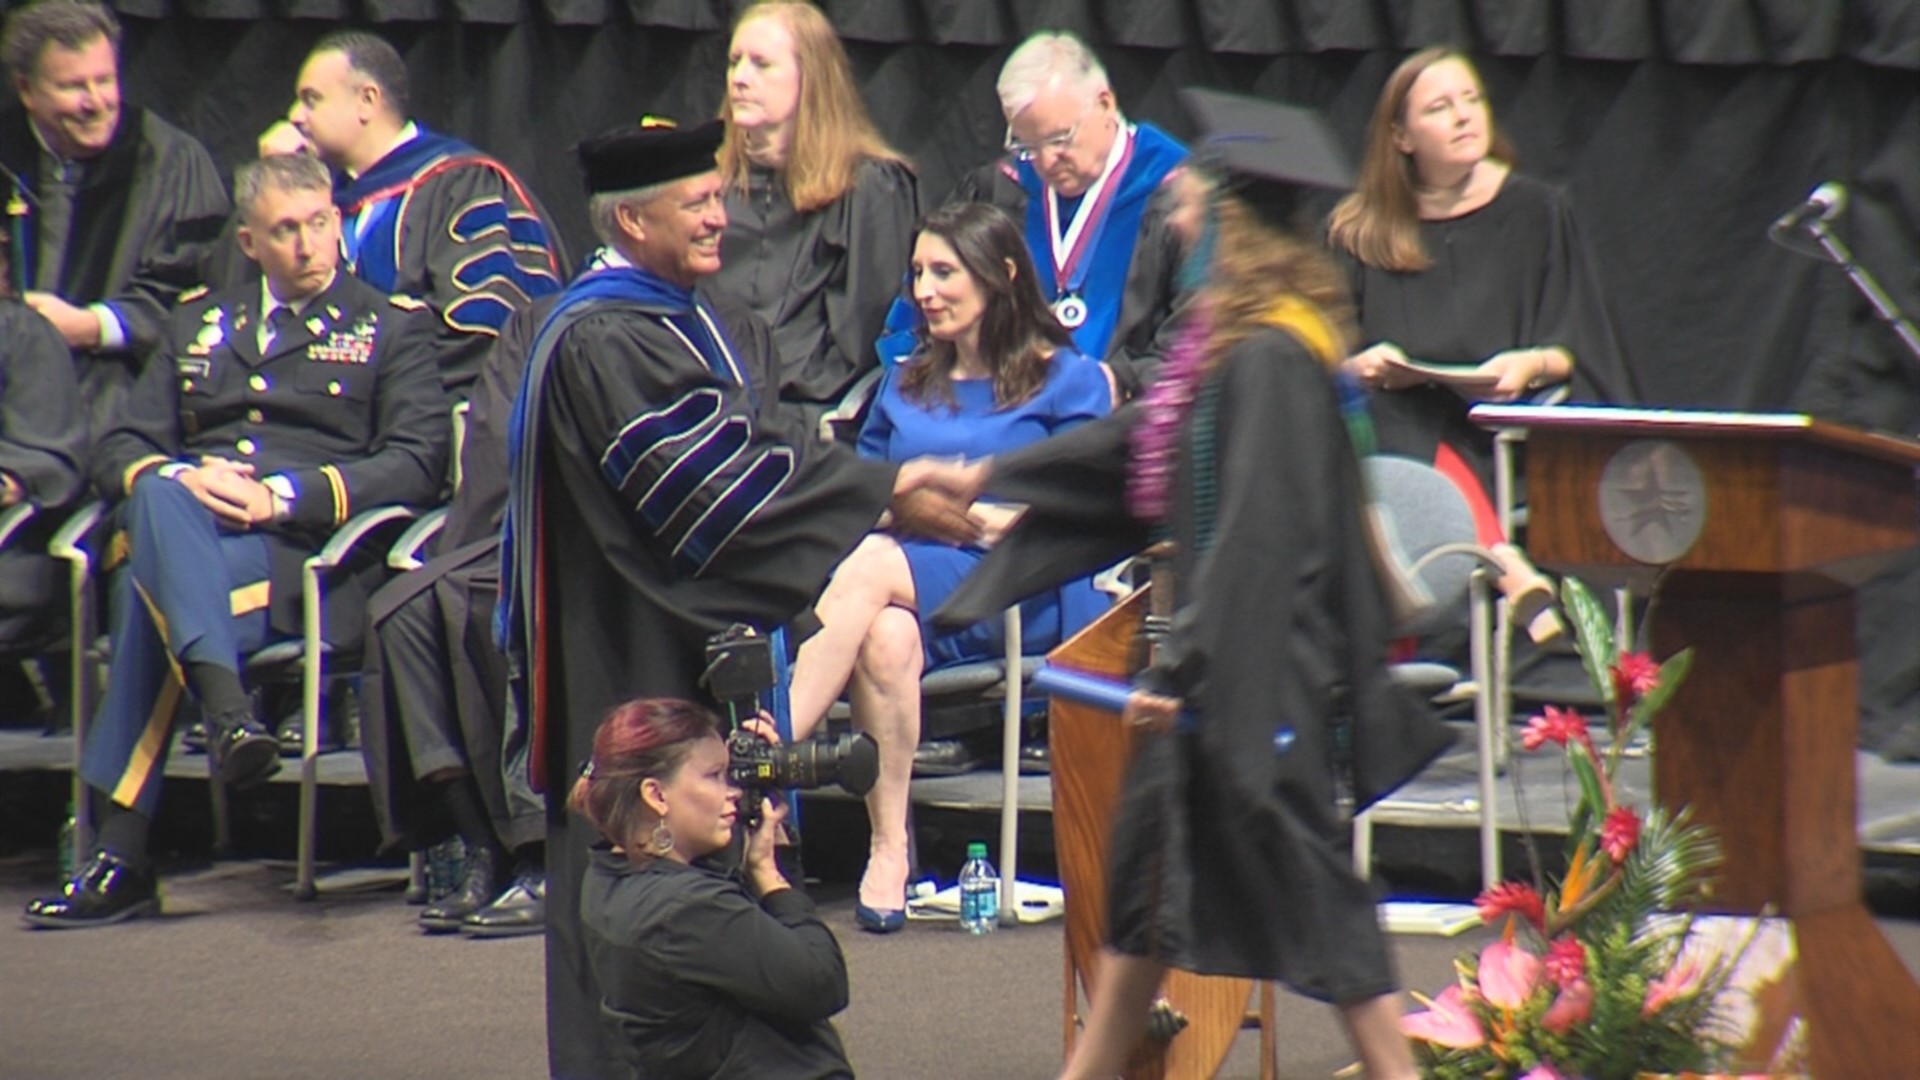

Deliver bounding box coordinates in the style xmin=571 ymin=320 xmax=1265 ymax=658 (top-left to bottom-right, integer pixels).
xmin=7 ymin=0 xmax=1917 ymax=419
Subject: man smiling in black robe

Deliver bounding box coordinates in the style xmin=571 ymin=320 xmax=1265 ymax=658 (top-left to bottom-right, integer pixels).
xmin=499 ymin=118 xmax=974 ymax=1078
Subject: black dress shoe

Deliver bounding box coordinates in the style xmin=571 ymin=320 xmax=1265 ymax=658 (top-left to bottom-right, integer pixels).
xmin=912 ymin=737 xmax=981 ymax=777
xmin=1018 ymin=741 xmax=1051 ymax=775
xmin=207 ymin=709 xmax=280 ymax=787
xmin=420 ymin=845 xmax=500 ymax=934
xmin=22 ymin=850 xmax=159 ymax=929
xmin=273 ymin=711 xmax=343 ymax=757
xmin=462 ymin=870 xmax=546 ymax=938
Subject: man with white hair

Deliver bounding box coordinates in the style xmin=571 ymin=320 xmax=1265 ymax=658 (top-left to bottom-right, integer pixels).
xmin=499 ymin=117 xmax=977 ymax=1077
xmin=949 ymin=30 xmax=1190 ymax=401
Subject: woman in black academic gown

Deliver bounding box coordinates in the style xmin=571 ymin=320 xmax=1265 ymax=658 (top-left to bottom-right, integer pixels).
xmin=713 ymin=0 xmax=918 ymax=424
xmin=571 ymin=698 xmax=854 ymax=1080
xmin=933 ymin=163 xmax=1454 ymax=1080
xmin=1328 ymin=47 xmax=1636 ymax=640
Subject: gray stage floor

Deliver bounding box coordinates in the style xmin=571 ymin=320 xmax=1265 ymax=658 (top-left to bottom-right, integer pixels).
xmin=7 ymin=717 xmax=1918 ymax=865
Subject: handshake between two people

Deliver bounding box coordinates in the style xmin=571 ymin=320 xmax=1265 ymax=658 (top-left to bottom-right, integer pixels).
xmin=885 ymin=457 xmax=1000 ymax=546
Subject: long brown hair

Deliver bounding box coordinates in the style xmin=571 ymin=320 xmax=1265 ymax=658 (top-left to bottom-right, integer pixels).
xmin=1208 ymin=193 xmax=1355 ymax=366
xmin=900 ymin=201 xmax=1075 ymax=411
xmin=1327 ymin=47 xmax=1517 ymax=272
xmin=716 ymin=1 xmax=909 ymax=213
xmin=567 ymin=698 xmax=721 ymax=860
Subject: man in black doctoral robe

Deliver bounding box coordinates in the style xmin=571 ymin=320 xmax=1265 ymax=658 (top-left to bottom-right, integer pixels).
xmin=498 ymin=119 xmax=975 ymax=1077
xmin=1 ymin=1 xmax=229 ymax=444
xmin=257 ymin=30 xmax=567 ymax=395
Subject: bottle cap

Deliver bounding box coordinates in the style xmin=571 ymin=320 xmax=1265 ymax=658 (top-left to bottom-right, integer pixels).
xmin=967 ymin=841 xmax=988 ymax=859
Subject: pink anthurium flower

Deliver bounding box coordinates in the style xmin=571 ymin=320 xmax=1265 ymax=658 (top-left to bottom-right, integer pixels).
xmin=1400 ymin=985 xmax=1485 ymax=1049
xmin=1478 ymin=939 xmax=1543 ymax=1010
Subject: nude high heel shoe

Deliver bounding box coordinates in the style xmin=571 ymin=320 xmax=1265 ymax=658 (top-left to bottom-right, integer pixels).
xmin=1490 ymin=542 xmax=1563 ymax=644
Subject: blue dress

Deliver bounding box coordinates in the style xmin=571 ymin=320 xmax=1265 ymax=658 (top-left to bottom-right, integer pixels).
xmin=857 ymin=348 xmax=1112 ymax=668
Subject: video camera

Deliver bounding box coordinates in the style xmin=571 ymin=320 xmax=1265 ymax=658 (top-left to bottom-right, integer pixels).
xmin=703 ymin=625 xmax=880 ymax=824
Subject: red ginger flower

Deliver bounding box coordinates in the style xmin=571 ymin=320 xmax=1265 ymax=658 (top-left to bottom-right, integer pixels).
xmin=1545 ymin=935 xmax=1586 ymax=986
xmin=1612 ymin=651 xmax=1661 ymax=705
xmin=1602 ymin=806 xmax=1642 ymax=863
xmin=1522 ymin=705 xmax=1592 ymax=752
xmin=1643 ymin=954 xmax=1705 ymax=1018
xmin=1475 ymin=881 xmax=1546 ymax=932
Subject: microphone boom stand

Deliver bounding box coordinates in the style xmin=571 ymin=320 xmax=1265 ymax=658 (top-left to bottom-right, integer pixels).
xmin=1802 ymin=218 xmax=1920 ymax=376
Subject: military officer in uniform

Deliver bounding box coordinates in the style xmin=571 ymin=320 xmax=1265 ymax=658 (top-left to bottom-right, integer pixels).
xmin=22 ymin=152 xmax=448 ymax=929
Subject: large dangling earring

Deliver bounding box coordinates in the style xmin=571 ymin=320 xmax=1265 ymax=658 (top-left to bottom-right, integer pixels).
xmin=648 ymin=820 xmax=674 ymax=856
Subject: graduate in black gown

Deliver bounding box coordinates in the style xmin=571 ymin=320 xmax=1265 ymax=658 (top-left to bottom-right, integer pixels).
xmin=1328 ymin=48 xmax=1634 ymax=547
xmin=499 ymin=119 xmax=976 ymax=1079
xmin=934 ymin=100 xmax=1453 ymax=1080
xmin=712 ymin=1 xmax=918 ymax=423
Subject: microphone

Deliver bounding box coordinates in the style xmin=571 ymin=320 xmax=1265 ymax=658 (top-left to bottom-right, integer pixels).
xmin=1769 ymin=182 xmax=1846 ymax=240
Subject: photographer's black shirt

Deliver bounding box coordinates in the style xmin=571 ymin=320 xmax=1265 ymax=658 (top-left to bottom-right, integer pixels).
xmin=580 ymin=845 xmax=854 ymax=1079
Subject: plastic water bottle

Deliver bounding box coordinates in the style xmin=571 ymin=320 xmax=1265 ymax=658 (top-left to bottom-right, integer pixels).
xmin=958 ymin=841 xmax=1001 ymax=935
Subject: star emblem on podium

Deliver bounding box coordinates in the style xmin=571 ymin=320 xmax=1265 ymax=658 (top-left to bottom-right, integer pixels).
xmin=1598 ymin=440 xmax=1707 ymax=564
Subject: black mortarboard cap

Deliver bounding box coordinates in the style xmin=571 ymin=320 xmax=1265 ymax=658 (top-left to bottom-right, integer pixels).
xmin=1177 ymin=87 xmax=1354 ymax=193
xmin=575 ymin=117 xmax=725 ymax=195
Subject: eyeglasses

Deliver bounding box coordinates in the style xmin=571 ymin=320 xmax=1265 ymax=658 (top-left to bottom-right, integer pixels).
xmin=1004 ymin=101 xmax=1097 ymax=163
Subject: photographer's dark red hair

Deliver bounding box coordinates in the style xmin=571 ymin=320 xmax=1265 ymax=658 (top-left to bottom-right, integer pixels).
xmin=567 ymin=698 xmax=722 ymax=855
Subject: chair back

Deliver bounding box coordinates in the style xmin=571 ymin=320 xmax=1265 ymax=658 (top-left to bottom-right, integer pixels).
xmin=1364 ymin=454 xmax=1479 ymax=639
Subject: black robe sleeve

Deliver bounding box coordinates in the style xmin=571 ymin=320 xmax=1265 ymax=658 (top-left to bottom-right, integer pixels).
xmin=1103 ymin=187 xmax=1196 ymax=398
xmin=406 ymin=160 xmax=569 ymax=394
xmin=105 ymin=114 xmax=231 ymax=358
xmin=91 ymin=305 xmax=190 ymax=499
xmin=0 ymin=303 xmax=85 ymax=509
xmin=544 ymin=301 xmax=896 ymax=633
xmin=930 ymin=408 xmax=1148 ymax=631
xmin=1534 ymin=181 xmax=1637 ymax=404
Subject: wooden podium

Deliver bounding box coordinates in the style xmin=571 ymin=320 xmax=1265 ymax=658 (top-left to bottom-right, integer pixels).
xmin=1045 ymin=587 xmax=1277 ymax=1079
xmin=1474 ymin=404 xmax=1920 ymax=1076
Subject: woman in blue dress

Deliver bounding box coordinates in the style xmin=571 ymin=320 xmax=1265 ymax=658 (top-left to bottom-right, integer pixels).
xmin=787 ymin=201 xmax=1111 ymax=932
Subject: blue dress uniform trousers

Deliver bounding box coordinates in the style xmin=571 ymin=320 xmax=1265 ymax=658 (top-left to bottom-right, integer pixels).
xmin=79 ymin=478 xmax=285 ymax=817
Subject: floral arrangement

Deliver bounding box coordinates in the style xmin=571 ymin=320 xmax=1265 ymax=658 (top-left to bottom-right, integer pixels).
xmin=1399 ymin=577 xmax=1772 ymax=1080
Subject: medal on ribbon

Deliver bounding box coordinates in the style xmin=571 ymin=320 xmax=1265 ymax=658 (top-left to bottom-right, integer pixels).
xmin=1044 ymin=127 xmax=1136 ymax=334
xmin=1052 ymin=294 xmax=1089 ymax=329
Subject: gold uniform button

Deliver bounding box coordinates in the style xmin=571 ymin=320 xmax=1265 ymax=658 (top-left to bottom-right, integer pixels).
xmin=180 ymin=378 xmax=194 ymax=393
xmin=246 ymin=408 xmax=264 ymax=423
xmin=248 ymin=374 xmax=268 ymax=392
xmin=236 ymin=438 xmax=257 ymax=456
xmin=327 ymin=380 xmax=342 ymax=396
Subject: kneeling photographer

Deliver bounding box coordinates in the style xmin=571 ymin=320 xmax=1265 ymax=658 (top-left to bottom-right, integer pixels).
xmin=570 ymin=697 xmax=856 ymax=1079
